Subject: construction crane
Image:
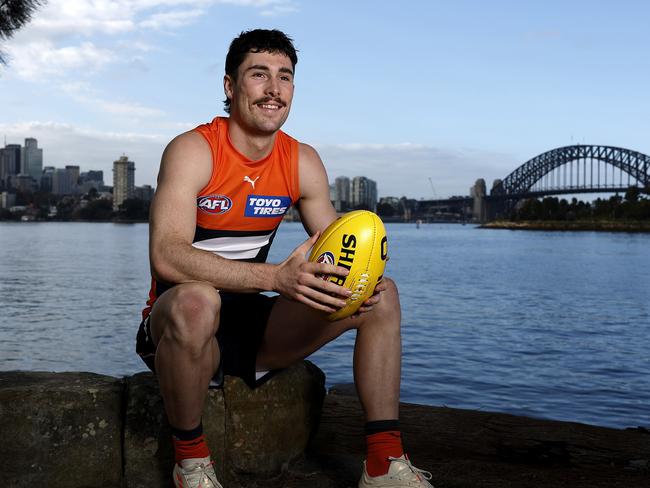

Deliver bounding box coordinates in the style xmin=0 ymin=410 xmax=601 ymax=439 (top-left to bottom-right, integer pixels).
xmin=428 ymin=177 xmax=437 ymax=200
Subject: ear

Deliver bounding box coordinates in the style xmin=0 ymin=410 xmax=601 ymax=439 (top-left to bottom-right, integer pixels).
xmin=223 ymin=75 xmax=233 ymax=100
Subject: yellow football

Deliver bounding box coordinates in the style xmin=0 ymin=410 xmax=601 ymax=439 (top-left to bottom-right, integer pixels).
xmin=309 ymin=210 xmax=388 ymax=321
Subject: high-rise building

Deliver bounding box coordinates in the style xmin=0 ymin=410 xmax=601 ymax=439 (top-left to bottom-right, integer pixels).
xmin=79 ymin=170 xmax=105 ymax=194
xmin=113 ymin=155 xmax=135 ymax=211
xmin=351 ymin=176 xmax=378 ymax=211
xmin=1 ymin=144 xmax=21 ymax=189
xmin=65 ymin=165 xmax=80 ymax=185
xmin=15 ymin=173 xmax=35 ymax=192
xmin=22 ymin=138 xmax=43 ymax=186
xmin=81 ymin=170 xmax=104 ymax=183
xmin=41 ymin=166 xmax=55 ymax=192
xmin=334 ymin=176 xmax=351 ymax=212
xmin=52 ymin=168 xmax=76 ymax=195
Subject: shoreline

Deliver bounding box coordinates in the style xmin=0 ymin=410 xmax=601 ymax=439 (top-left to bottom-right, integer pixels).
xmin=481 ymin=220 xmax=650 ymax=232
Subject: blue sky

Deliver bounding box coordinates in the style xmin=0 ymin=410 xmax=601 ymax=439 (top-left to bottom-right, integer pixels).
xmin=1 ymin=0 xmax=648 ymax=198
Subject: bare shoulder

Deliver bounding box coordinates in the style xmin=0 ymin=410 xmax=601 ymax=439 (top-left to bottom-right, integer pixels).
xmin=158 ymin=130 xmax=212 ymax=190
xmin=298 ymin=142 xmax=328 ymax=194
xmin=296 ymin=143 xmax=336 ymax=232
xmin=298 ymin=142 xmax=324 ymax=167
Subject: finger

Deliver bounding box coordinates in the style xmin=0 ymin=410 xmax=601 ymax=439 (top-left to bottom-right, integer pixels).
xmin=374 ymin=281 xmax=388 ymax=293
xmin=296 ymin=293 xmax=337 ymax=313
xmin=295 ymin=231 xmax=321 ymax=256
xmin=299 ymin=285 xmax=347 ymax=310
xmin=306 ymin=262 xmax=350 ymax=277
xmin=303 ymin=274 xmax=351 ymax=298
xmin=362 ymin=295 xmax=381 ymax=306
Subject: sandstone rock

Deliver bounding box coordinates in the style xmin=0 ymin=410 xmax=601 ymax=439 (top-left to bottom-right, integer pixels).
xmin=0 ymin=371 xmax=122 ymax=488
xmin=223 ymin=361 xmax=326 ymax=478
xmin=123 ymin=372 xmax=226 ymax=488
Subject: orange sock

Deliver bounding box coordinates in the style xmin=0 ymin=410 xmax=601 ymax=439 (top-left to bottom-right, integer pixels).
xmin=365 ymin=431 xmax=404 ymax=477
xmin=172 ymin=433 xmax=210 ymax=464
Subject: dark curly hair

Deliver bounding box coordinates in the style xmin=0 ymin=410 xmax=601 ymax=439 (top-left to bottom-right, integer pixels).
xmin=223 ymin=29 xmax=298 ymax=114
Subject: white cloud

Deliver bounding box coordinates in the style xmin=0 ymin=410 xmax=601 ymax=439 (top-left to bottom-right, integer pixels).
xmin=57 ymin=82 xmax=166 ymax=119
xmin=15 ymin=0 xmax=297 ymax=40
xmin=7 ymin=41 xmax=115 ymax=80
xmin=139 ymin=9 xmax=207 ymax=29
xmin=3 ymin=0 xmax=299 ymax=81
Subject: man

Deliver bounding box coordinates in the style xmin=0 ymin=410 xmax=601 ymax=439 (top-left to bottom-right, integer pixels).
xmin=136 ymin=29 xmax=433 ymax=488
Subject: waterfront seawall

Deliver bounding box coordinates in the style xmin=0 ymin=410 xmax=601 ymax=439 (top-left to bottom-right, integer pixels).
xmin=1 ymin=364 xmax=649 ymax=487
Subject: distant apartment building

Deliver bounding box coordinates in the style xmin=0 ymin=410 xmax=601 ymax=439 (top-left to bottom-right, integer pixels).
xmin=22 ymin=138 xmax=43 ymax=187
xmin=113 ymin=155 xmax=135 ymax=211
xmin=334 ymin=176 xmax=351 ymax=212
xmin=351 ymin=176 xmax=378 ymax=211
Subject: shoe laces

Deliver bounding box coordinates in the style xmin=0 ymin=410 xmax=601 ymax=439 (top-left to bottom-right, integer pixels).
xmin=180 ymin=461 xmax=221 ymax=488
xmin=388 ymin=456 xmax=433 ymax=481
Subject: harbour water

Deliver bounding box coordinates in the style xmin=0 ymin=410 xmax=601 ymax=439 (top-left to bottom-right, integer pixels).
xmin=1 ymin=221 xmax=649 ymax=429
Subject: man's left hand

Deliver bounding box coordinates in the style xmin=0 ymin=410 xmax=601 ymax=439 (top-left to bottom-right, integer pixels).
xmin=351 ymin=280 xmax=387 ymax=318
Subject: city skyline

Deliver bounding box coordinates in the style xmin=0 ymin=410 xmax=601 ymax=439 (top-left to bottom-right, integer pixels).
xmin=1 ymin=1 xmax=648 ymax=199
xmin=1 ymin=137 xmax=388 ymax=203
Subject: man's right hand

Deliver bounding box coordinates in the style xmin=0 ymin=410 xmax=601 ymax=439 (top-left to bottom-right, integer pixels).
xmin=273 ymin=232 xmax=352 ymax=313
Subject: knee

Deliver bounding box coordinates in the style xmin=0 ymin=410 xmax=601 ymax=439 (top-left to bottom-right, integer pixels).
xmin=358 ymin=277 xmax=401 ymax=332
xmin=166 ymin=283 xmax=221 ymax=346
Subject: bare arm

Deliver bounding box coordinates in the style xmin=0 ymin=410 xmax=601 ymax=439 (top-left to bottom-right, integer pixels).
xmin=295 ymin=143 xmax=386 ymax=316
xmin=149 ymin=131 xmax=275 ymax=292
xmin=295 ymin=143 xmax=338 ymax=235
xmin=149 ymin=133 xmax=349 ymax=311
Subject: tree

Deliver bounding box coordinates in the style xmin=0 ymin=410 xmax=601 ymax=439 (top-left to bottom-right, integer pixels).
xmin=376 ymin=202 xmax=395 ymax=217
xmin=624 ymin=186 xmax=640 ymax=204
xmin=119 ymin=198 xmax=150 ymax=220
xmin=0 ymin=0 xmax=46 ymax=65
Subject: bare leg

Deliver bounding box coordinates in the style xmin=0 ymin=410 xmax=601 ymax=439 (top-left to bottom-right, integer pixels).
xmin=257 ymin=277 xmax=402 ymax=422
xmin=149 ymin=282 xmax=221 ymax=430
xmin=353 ymin=278 xmax=401 ymax=421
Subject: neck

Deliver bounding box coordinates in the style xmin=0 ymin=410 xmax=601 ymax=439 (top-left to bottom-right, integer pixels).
xmin=227 ymin=118 xmax=277 ymax=161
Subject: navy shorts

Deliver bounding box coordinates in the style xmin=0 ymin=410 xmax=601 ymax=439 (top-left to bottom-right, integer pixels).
xmin=136 ymin=292 xmax=279 ymax=389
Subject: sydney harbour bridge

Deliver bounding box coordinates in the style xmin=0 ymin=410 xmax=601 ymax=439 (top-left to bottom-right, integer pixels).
xmin=418 ymin=145 xmax=650 ymax=223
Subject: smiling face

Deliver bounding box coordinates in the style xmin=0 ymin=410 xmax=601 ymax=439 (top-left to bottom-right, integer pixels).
xmin=224 ymin=50 xmax=295 ymax=136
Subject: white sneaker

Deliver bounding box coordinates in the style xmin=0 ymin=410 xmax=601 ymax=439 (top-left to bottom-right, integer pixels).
xmin=173 ymin=460 xmax=223 ymax=488
xmin=358 ymin=455 xmax=434 ymax=487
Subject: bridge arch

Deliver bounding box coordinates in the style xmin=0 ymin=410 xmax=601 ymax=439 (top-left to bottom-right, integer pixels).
xmin=491 ymin=145 xmax=650 ymax=197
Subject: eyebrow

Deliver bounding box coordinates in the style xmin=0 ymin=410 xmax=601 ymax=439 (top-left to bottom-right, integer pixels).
xmin=246 ymin=64 xmax=294 ymax=76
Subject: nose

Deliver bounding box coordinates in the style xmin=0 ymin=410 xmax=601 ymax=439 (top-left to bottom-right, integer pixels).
xmin=265 ymin=76 xmax=280 ymax=97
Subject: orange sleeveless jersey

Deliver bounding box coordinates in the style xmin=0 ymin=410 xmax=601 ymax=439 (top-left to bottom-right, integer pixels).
xmin=142 ymin=116 xmax=300 ymax=319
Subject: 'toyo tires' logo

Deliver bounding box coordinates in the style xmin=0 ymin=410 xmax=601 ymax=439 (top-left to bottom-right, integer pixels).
xmin=197 ymin=195 xmax=232 ymax=214
xmin=315 ymin=251 xmax=335 ymax=281
xmin=245 ymin=195 xmax=291 ymax=217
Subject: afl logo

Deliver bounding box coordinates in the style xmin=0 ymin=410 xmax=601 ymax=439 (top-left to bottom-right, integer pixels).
xmin=315 ymin=251 xmax=335 ymax=281
xmin=197 ymin=195 xmax=232 ymax=214
xmin=316 ymin=251 xmax=335 ymax=265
